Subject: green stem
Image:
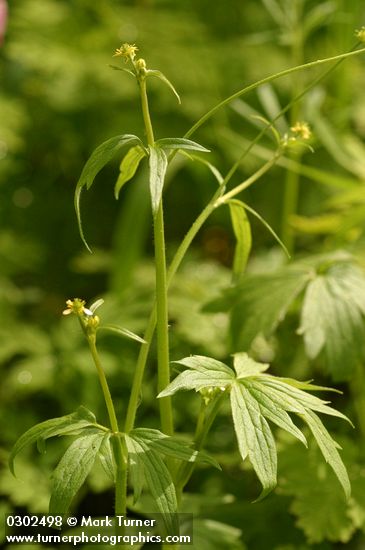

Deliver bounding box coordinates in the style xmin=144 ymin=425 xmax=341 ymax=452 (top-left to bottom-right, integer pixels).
xmin=124 ymin=46 xmax=364 ymax=435
xmin=184 ymin=46 xmax=365 ymax=139
xmin=154 ymin=203 xmax=174 ymax=435
xmin=124 ymin=155 xmax=279 ymax=433
xmin=281 ymin=7 xmax=304 ymax=254
xmin=87 ymin=335 xmax=127 ymax=522
xmin=175 ymin=392 xmax=227 ymax=497
xmin=138 ymin=76 xmax=174 ymax=435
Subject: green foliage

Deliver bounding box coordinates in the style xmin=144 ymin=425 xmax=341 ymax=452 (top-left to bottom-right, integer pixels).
xmin=75 ymin=134 xmax=144 ymax=250
xmin=9 ymin=406 xmax=98 ymax=475
xmin=299 ymin=261 xmax=365 ymax=380
xmin=3 ymin=1 xmax=365 ymax=547
xmin=228 ymin=200 xmax=252 ymax=281
xmin=49 ymin=431 xmax=105 ymax=515
xmin=206 ymin=253 xmax=365 ymax=381
xmin=159 ymin=353 xmax=351 ymax=499
xmin=148 ymin=145 xmax=168 ymax=215
xmin=114 ymin=146 xmax=147 ymax=200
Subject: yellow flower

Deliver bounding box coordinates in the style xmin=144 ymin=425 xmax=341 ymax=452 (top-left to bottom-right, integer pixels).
xmin=62 ymin=298 xmax=93 ymax=317
xmin=113 ymin=43 xmax=139 ymax=62
xmin=355 ymin=27 xmax=365 ymax=43
xmin=290 ymin=121 xmax=311 ymax=140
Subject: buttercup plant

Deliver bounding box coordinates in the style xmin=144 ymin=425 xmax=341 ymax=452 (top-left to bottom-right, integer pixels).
xmin=9 ymin=37 xmax=365 ymax=545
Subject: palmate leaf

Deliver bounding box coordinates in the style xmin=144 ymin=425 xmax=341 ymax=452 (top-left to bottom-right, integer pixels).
xmin=9 ymin=406 xmax=98 ymax=475
xmin=125 ymin=434 xmax=179 ymax=536
xmin=231 ymin=383 xmax=277 ymax=501
xmin=75 ymin=134 xmax=143 ymax=250
xmin=159 ymin=353 xmax=351 ymax=500
xmin=299 ymin=262 xmax=365 ymax=380
xmin=205 ymin=253 xmax=365 ymax=379
xmin=125 ymin=428 xmax=220 ymax=531
xmin=49 ymin=431 xmax=105 ymax=515
xmin=129 ymin=428 xmax=220 ymax=470
xmin=214 ymin=267 xmax=310 ymax=350
xmin=98 ymin=433 xmax=115 ymax=482
xmin=158 ymin=356 xmax=234 ymax=397
xmin=278 ymin=438 xmax=356 ymax=544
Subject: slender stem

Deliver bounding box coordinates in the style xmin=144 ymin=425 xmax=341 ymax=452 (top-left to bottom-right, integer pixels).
xmin=124 ymin=46 xmax=365 ymax=434
xmin=281 ymin=6 xmax=304 ymax=253
xmin=184 ymin=46 xmax=365 ymax=139
xmin=124 ymin=312 xmax=156 ymax=433
xmin=216 ymin=153 xmax=281 ymax=206
xmin=154 ymin=203 xmax=174 ymax=435
xmin=139 ymin=76 xmax=174 ymax=435
xmin=124 ymin=155 xmax=279 ymax=433
xmin=175 ymin=392 xmax=227 ymax=496
xmin=88 ymin=335 xmax=120 ymax=433
xmin=87 ymin=335 xmax=127 ymax=520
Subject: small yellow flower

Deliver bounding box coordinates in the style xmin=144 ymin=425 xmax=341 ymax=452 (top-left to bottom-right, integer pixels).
xmin=355 ymin=27 xmax=365 ymax=43
xmin=290 ymin=121 xmax=311 ymax=140
xmin=113 ymin=43 xmax=139 ymax=62
xmin=62 ymin=298 xmax=93 ymax=317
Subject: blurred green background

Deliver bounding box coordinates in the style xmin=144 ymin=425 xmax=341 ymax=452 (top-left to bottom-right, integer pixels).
xmin=2 ymin=1 xmax=365 ymax=548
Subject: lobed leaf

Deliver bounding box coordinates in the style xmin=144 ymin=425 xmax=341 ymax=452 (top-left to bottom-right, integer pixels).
xmin=49 ymin=432 xmax=105 ymax=515
xmin=158 ymin=351 xmax=351 ymax=500
xmin=75 ymin=134 xmax=143 ymax=250
xmin=230 ymin=382 xmax=277 ymax=501
xmin=299 ymin=262 xmax=365 ymax=380
xmin=245 ymin=381 xmax=307 ymax=447
xmin=300 ymin=410 xmax=351 ymax=498
xmin=148 ymin=145 xmax=168 ymax=215
xmin=204 ymin=267 xmax=310 ymax=350
xmin=130 ymin=428 xmax=220 ymax=470
xmin=125 ymin=435 xmax=179 ymax=535
xmin=228 ymin=200 xmax=252 ymax=281
xmin=158 ymin=355 xmax=234 ymax=397
xmin=233 ymin=352 xmax=269 ymax=379
xmin=98 ymin=433 xmax=115 ymax=482
xmin=114 ymin=145 xmax=146 ymax=199
xmin=9 ymin=406 xmax=98 ymax=476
